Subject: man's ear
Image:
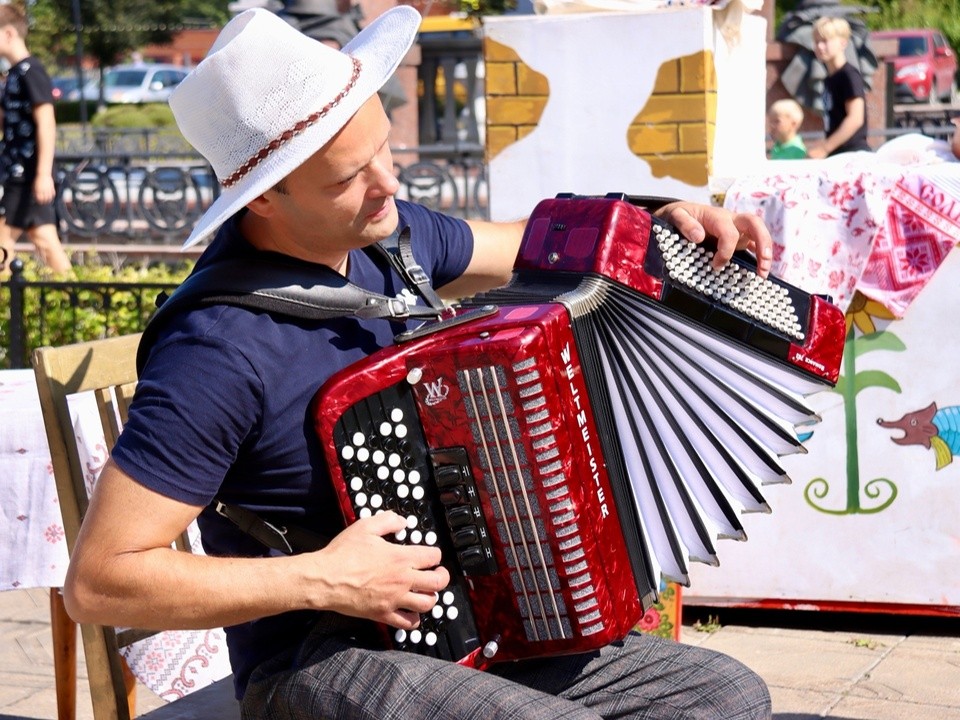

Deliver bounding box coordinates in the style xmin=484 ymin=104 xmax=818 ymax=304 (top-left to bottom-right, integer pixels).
xmin=246 ymin=192 xmax=277 ymax=218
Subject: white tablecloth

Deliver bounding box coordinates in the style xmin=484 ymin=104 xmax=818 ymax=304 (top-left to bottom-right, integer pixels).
xmin=723 ymin=135 xmax=960 ymax=318
xmin=0 ymin=369 xmax=69 ymax=590
xmin=0 ymin=368 xmax=231 ymax=699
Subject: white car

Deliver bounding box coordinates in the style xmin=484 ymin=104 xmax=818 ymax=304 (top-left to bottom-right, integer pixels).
xmin=74 ymin=64 xmax=190 ymax=104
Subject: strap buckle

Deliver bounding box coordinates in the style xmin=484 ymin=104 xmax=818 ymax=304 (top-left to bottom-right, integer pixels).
xmin=355 ymin=296 xmax=411 ymax=319
xmin=405 ymin=263 xmax=430 ymax=287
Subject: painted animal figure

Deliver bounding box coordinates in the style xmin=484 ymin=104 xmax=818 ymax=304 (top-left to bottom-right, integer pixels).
xmin=877 ymin=402 xmax=960 ymax=470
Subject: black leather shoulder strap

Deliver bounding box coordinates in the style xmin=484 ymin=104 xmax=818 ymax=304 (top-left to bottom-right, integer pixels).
xmin=136 ymin=245 xmax=440 ymax=374
xmin=134 ymin=233 xmax=450 ymax=555
xmin=367 ymin=227 xmax=448 ymax=313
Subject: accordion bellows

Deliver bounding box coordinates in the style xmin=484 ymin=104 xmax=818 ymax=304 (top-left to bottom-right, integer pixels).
xmin=314 ymin=194 xmax=846 ymax=669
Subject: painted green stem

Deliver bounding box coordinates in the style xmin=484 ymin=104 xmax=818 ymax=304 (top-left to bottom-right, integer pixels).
xmin=843 ymin=327 xmax=861 ymax=513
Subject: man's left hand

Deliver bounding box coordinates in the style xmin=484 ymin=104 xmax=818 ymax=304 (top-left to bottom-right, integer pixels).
xmin=655 ymin=202 xmax=773 ymax=278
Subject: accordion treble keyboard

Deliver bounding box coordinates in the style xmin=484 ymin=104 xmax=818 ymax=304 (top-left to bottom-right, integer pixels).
xmin=494 ymin=193 xmax=845 ymax=385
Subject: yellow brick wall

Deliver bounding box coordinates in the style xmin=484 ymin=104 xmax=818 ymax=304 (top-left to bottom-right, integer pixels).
xmin=484 ymin=38 xmax=549 ymax=162
xmin=483 ymin=39 xmax=718 ymax=187
xmin=626 ymin=50 xmax=717 ymax=187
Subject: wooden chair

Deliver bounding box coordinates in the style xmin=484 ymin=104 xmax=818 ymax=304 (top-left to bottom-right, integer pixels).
xmin=33 ymin=334 xmax=239 ymax=720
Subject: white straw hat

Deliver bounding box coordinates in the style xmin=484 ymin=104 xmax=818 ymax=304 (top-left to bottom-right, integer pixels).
xmin=169 ymin=5 xmax=421 ymax=249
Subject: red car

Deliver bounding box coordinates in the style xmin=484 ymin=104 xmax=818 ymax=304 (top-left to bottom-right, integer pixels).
xmin=871 ymin=28 xmax=958 ymax=104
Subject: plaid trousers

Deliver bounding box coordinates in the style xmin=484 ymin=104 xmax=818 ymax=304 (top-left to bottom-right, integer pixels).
xmin=241 ymin=619 xmax=771 ymax=720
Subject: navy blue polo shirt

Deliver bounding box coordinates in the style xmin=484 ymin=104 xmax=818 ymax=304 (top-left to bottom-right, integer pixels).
xmin=111 ymin=200 xmax=474 ymax=697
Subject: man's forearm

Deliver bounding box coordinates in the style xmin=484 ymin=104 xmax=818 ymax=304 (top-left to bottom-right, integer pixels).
xmin=65 ymin=544 xmax=315 ymax=630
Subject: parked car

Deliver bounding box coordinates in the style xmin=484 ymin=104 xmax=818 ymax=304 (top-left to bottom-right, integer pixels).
xmin=871 ymin=28 xmax=958 ymax=104
xmin=73 ymin=64 xmax=190 ymax=104
xmin=50 ymin=75 xmax=82 ymax=102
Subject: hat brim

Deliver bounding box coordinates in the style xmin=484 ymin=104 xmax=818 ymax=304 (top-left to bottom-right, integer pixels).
xmin=181 ymin=6 xmax=421 ymax=249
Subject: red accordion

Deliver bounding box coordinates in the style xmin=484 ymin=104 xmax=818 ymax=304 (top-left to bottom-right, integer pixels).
xmin=313 ymin=194 xmax=846 ymax=669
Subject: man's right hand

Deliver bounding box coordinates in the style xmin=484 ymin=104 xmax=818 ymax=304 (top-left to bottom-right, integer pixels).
xmin=304 ymin=510 xmax=451 ymax=629
xmin=66 ymin=461 xmax=451 ymax=634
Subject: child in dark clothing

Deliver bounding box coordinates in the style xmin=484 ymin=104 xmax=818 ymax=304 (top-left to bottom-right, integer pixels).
xmin=0 ymin=4 xmax=70 ymax=274
xmin=808 ymin=16 xmax=871 ymax=158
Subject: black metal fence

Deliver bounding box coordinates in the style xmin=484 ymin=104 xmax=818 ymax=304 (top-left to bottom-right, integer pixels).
xmin=1 ymin=259 xmax=177 ymax=369
xmin=1 ymin=140 xmax=488 ymax=367
xmin=51 ymin=144 xmax=487 ymax=245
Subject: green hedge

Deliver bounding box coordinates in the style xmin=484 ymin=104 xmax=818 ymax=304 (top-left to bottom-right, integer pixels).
xmin=0 ymin=257 xmax=192 ymax=369
xmin=55 ymin=102 xmax=182 ymax=134
xmin=89 ymin=103 xmax=179 ymax=129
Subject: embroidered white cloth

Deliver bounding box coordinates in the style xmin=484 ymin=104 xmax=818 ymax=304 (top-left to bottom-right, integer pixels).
xmin=0 ymin=369 xmax=231 ymax=700
xmin=0 ymin=369 xmax=70 ymax=590
xmin=723 ymin=138 xmax=960 ymax=317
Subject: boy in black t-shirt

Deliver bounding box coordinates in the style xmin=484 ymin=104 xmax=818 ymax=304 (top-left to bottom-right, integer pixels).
xmin=0 ymin=4 xmax=70 ymax=274
xmin=809 ymin=16 xmax=871 ymax=158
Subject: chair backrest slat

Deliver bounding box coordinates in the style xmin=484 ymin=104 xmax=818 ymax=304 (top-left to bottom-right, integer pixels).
xmin=33 ymin=333 xmax=238 ymax=719
xmin=33 ymin=334 xmax=144 ymax=720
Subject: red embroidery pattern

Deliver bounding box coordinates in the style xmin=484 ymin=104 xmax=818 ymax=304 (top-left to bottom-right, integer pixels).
xmin=724 ymin=162 xmax=960 ymax=317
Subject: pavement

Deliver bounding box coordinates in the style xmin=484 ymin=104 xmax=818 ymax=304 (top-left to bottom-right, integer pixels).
xmin=1 ymin=586 xmax=959 ymax=719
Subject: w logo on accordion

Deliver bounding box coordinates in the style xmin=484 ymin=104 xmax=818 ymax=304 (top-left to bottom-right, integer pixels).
xmin=313 ymin=194 xmax=845 ymax=669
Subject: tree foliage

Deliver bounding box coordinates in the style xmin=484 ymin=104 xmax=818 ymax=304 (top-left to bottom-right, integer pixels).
xmin=459 ymin=0 xmax=517 ymax=17
xmin=775 ymin=0 xmax=960 ymax=56
xmin=867 ymin=0 xmax=960 ymax=53
xmin=25 ymin=0 xmax=231 ymax=73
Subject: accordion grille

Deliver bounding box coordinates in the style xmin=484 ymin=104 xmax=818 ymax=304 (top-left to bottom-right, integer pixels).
xmin=458 ymin=360 xmax=606 ymax=642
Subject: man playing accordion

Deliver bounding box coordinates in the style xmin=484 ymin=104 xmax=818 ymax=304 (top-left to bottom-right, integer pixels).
xmin=62 ymin=6 xmax=774 ymax=719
